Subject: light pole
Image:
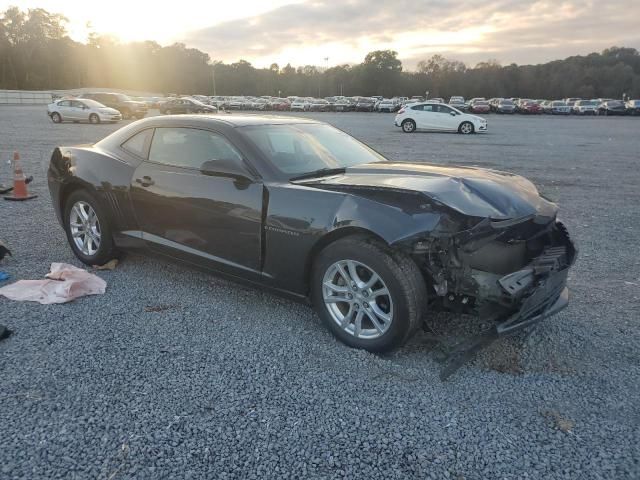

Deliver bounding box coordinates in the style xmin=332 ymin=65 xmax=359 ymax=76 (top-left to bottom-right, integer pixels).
xmin=212 ymin=65 xmax=217 ymax=96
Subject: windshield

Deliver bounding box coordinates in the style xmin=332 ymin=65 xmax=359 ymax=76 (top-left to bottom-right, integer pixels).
xmin=552 ymin=101 xmax=566 ymax=106
xmin=500 ymin=100 xmax=514 ymax=105
xmin=184 ymin=97 xmax=206 ymax=106
xmin=241 ymin=124 xmax=386 ymax=177
xmin=80 ymin=99 xmax=106 ymax=108
xmin=116 ymin=94 xmax=131 ymax=102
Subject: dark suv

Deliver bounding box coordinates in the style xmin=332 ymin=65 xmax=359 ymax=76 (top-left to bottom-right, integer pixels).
xmin=78 ymin=92 xmax=147 ymax=119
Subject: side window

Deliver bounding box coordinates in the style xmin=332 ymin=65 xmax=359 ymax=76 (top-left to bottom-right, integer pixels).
xmin=410 ymin=105 xmax=424 ymax=111
xmin=71 ymin=100 xmax=85 ymax=109
xmin=148 ymin=128 xmax=243 ymax=170
xmin=436 ymin=105 xmax=453 ymax=114
xmin=58 ymin=100 xmax=71 ymax=107
xmin=121 ymin=129 xmax=153 ymax=158
xmin=422 ymin=104 xmax=435 ymax=112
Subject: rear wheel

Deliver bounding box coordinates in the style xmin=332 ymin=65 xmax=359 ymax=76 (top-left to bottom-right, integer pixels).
xmin=401 ymin=119 xmax=416 ymax=133
xmin=459 ymin=121 xmax=474 ymax=134
xmin=63 ymin=190 xmax=117 ymax=266
xmin=311 ymin=236 xmax=427 ymax=352
xmin=89 ymin=113 xmax=100 ymax=124
xmin=51 ymin=112 xmax=62 ymax=123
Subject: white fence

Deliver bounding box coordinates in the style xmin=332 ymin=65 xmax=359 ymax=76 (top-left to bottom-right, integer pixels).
xmin=0 ymin=88 xmax=165 ymax=105
xmin=0 ymin=90 xmax=54 ymax=105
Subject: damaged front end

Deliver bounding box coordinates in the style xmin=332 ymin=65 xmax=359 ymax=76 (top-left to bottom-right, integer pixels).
xmin=403 ymin=212 xmax=577 ymax=379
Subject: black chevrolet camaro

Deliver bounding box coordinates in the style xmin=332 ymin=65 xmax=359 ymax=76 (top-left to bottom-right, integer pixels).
xmin=48 ymin=115 xmax=575 ymax=366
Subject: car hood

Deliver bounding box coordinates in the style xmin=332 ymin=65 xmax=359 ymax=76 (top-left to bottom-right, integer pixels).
xmin=299 ymin=162 xmax=557 ymax=220
xmin=466 ymin=114 xmax=485 ymax=122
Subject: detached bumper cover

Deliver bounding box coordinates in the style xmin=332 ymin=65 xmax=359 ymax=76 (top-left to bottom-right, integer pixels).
xmin=497 ymin=277 xmax=569 ymax=336
xmin=438 ymin=221 xmax=576 ymax=380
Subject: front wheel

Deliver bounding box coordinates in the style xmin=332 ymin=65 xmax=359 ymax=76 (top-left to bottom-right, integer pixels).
xmin=63 ymin=190 xmax=117 ymax=266
xmin=458 ymin=121 xmax=475 ymax=134
xmin=401 ymin=119 xmax=416 ymax=133
xmin=311 ymin=236 xmax=427 ymax=352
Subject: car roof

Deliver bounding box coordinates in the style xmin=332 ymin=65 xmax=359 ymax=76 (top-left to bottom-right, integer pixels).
xmin=95 ymin=114 xmax=326 ymax=151
xmin=140 ymin=114 xmax=323 ymax=128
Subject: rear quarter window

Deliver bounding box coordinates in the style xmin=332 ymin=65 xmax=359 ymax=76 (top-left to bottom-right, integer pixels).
xmin=121 ymin=129 xmax=154 ymax=158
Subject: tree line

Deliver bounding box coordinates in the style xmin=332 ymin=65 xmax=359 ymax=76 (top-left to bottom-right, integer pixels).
xmin=2 ymin=6 xmax=640 ymax=99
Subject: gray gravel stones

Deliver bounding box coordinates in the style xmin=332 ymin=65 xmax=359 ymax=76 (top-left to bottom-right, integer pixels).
xmin=0 ymin=107 xmax=638 ymax=479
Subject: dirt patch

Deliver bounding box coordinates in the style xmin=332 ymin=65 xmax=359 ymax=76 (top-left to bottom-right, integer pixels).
xmin=478 ymin=336 xmax=524 ymax=375
xmin=541 ymin=409 xmax=575 ymax=433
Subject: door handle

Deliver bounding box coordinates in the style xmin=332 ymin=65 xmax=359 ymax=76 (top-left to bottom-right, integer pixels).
xmin=135 ymin=176 xmax=154 ymax=187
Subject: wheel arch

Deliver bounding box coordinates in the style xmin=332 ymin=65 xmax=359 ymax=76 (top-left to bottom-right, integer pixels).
xmin=58 ymin=181 xmax=113 ymax=227
xmin=303 ymin=226 xmax=389 ymax=296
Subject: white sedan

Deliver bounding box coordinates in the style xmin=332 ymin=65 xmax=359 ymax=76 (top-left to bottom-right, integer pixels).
xmin=395 ymin=102 xmax=487 ymax=134
xmin=47 ymin=98 xmax=122 ymax=124
xmin=290 ymin=99 xmax=311 ymax=111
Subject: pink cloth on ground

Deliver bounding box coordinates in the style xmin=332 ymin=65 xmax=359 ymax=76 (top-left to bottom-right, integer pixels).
xmin=0 ymin=263 xmax=106 ymax=304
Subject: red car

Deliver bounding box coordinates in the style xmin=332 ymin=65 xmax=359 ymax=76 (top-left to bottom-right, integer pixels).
xmin=270 ymin=99 xmax=291 ymax=111
xmin=468 ymin=101 xmax=490 ymax=113
xmin=519 ymin=101 xmax=542 ymax=114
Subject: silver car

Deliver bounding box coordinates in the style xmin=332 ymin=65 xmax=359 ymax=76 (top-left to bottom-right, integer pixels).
xmin=47 ymin=98 xmax=122 ymax=124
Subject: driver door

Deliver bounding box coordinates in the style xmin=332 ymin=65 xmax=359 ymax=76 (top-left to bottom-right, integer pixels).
xmin=70 ymin=100 xmax=89 ymax=121
xmin=129 ymin=127 xmax=263 ymax=276
xmin=433 ymin=104 xmax=459 ymax=130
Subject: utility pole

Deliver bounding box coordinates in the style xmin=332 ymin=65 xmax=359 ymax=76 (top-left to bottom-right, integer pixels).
xmin=212 ymin=65 xmax=217 ymax=96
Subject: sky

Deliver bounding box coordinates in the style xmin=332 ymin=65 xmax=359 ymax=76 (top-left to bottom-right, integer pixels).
xmin=2 ymin=0 xmax=639 ymax=69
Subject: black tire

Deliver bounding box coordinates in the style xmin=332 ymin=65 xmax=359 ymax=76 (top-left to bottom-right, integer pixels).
xmin=401 ymin=119 xmax=416 ymax=133
xmin=458 ymin=121 xmax=475 ymax=134
xmin=311 ymin=235 xmax=427 ymax=353
xmin=51 ymin=112 xmax=62 ymax=123
xmin=89 ymin=113 xmax=100 ymax=124
xmin=63 ymin=189 xmax=117 ymax=266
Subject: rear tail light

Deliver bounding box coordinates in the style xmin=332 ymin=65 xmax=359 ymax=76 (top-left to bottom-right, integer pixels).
xmin=398 ymin=108 xmax=405 ymax=114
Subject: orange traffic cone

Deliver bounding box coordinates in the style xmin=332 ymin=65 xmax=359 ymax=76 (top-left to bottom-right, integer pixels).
xmin=3 ymin=152 xmax=37 ymax=201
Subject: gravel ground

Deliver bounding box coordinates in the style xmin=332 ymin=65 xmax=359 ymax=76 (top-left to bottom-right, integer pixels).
xmin=0 ymin=106 xmax=639 ymax=479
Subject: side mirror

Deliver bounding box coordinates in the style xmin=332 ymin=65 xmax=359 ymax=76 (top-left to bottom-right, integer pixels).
xmin=450 ymin=112 xmax=457 ymax=116
xmin=200 ymin=159 xmax=253 ymax=184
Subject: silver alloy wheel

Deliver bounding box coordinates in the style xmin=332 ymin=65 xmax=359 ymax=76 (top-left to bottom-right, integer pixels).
xmin=322 ymin=259 xmax=394 ymax=339
xmin=69 ymin=201 xmax=101 ymax=256
xmin=402 ymin=120 xmax=415 ymax=132
xmin=460 ymin=122 xmax=474 ymax=134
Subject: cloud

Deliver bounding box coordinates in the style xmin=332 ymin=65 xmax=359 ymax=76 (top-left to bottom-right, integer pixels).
xmin=184 ymin=0 xmax=640 ymax=68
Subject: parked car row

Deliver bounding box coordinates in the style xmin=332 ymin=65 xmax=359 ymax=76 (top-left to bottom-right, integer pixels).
xmin=480 ymin=97 xmax=638 ymax=115
xmin=46 ymin=90 xmax=640 ymax=124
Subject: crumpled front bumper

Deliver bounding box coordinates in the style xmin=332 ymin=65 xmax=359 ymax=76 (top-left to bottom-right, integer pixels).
xmin=493 ymin=223 xmax=576 ymax=336
xmin=496 ymin=276 xmax=569 ymax=336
